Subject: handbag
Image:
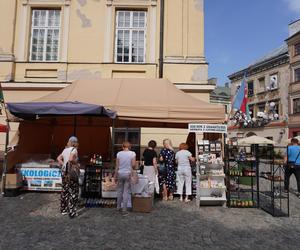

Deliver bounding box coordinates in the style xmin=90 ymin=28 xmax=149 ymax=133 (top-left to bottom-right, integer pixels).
xmin=158 ymin=163 xmax=167 ymax=175
xmin=130 ymin=170 xmax=139 ymax=185
xmin=66 ymin=161 xmax=80 ymax=182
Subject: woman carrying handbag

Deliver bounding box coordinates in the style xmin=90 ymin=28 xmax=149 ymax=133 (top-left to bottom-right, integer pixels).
xmin=57 ymin=136 xmax=80 ymax=218
xmin=159 ymin=139 xmax=176 ymax=201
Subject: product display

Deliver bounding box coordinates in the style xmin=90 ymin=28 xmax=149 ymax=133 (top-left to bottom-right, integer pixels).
xmin=85 ymin=198 xmax=117 ymax=208
xmin=259 ymin=158 xmax=289 ymax=217
xmin=196 ymin=139 xmax=226 ymax=206
xmin=225 ymin=145 xmax=259 ymax=209
xmin=83 ymin=165 xmax=102 ymax=198
xmin=89 ymin=154 xmax=103 ymax=166
xmin=229 ymin=199 xmax=255 ymax=208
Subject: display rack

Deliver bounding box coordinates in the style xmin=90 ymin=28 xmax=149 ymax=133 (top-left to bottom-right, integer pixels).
xmin=259 ymin=158 xmax=289 ymax=217
xmin=82 ymin=165 xmax=102 ymax=198
xmin=225 ymin=145 xmax=259 ymax=208
xmin=196 ymin=140 xmax=227 ymax=206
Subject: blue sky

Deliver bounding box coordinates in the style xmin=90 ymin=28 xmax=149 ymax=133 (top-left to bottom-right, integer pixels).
xmin=205 ymin=0 xmax=300 ymax=85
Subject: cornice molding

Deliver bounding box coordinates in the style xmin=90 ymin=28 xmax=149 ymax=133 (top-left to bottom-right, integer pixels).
xmin=107 ymin=0 xmax=157 ymax=7
xmin=22 ymin=0 xmax=71 ymax=6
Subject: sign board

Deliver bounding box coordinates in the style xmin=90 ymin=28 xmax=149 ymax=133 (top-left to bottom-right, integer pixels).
xmin=188 ymin=123 xmax=227 ymax=134
xmin=18 ymin=167 xmax=62 ymax=191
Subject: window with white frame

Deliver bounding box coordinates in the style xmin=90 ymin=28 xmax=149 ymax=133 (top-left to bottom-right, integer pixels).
xmin=115 ymin=10 xmax=147 ymax=63
xmin=30 ymin=9 xmax=61 ymax=62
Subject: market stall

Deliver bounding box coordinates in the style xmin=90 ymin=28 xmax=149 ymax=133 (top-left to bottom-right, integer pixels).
xmin=3 ymin=79 xmax=225 ymax=209
xmin=188 ymin=123 xmax=227 ymax=207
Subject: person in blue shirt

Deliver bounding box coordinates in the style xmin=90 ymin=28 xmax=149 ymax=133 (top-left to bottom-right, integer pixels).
xmin=284 ymin=138 xmax=300 ymax=196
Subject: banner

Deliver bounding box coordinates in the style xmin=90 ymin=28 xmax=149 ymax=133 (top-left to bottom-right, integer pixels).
xmin=188 ymin=123 xmax=227 ymax=134
xmin=18 ymin=167 xmax=62 ymax=191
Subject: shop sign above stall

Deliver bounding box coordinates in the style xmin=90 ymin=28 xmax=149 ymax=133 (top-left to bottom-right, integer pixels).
xmin=188 ymin=123 xmax=227 ymax=134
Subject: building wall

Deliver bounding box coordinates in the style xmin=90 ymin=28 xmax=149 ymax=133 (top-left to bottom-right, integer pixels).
xmin=0 ymin=0 xmax=210 ymax=150
xmin=229 ymin=61 xmax=290 ymax=146
xmin=287 ymin=31 xmax=300 ymax=137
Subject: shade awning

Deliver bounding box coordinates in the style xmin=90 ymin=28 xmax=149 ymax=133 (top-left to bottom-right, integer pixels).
xmin=237 ymin=135 xmax=276 ymax=145
xmin=6 ymin=101 xmax=117 ymax=120
xmin=32 ymin=79 xmax=225 ymax=125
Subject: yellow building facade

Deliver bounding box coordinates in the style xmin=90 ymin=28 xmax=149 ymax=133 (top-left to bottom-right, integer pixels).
xmin=0 ymin=0 xmax=212 ymax=151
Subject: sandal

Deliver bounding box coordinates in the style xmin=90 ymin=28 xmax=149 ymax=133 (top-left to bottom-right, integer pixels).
xmin=163 ymin=196 xmax=168 ymax=201
xmin=185 ymin=199 xmax=191 ymax=203
xmin=168 ymin=195 xmax=174 ymax=201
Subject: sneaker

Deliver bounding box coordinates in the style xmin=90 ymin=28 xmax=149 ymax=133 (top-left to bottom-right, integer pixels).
xmin=185 ymin=199 xmax=191 ymax=203
xmin=168 ymin=195 xmax=174 ymax=201
xmin=69 ymin=213 xmax=78 ymax=219
xmin=61 ymin=212 xmax=68 ymax=215
xmin=121 ymin=211 xmax=129 ymax=217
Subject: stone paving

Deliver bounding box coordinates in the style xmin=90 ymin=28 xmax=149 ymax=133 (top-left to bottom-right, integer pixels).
xmin=1 ymin=190 xmax=300 ymax=250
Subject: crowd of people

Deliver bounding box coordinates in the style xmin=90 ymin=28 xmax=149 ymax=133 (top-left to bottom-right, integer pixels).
xmin=115 ymin=139 xmax=195 ymax=215
xmin=56 ymin=137 xmax=195 ymax=218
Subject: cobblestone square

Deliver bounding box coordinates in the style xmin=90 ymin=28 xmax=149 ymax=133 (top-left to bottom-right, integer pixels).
xmin=1 ymin=189 xmax=300 ymax=250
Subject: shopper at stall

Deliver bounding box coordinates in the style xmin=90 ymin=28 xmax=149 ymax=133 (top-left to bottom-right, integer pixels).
xmin=115 ymin=141 xmax=136 ymax=214
xmin=57 ymin=136 xmax=80 ymax=218
xmin=142 ymin=140 xmax=159 ymax=193
xmin=175 ymin=143 xmax=195 ymax=202
xmin=159 ymin=139 xmax=176 ymax=201
xmin=284 ymin=138 xmax=300 ymax=196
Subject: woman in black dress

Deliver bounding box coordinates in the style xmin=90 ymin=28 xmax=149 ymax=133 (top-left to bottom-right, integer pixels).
xmin=142 ymin=140 xmax=159 ymax=193
xmin=159 ymin=139 xmax=176 ymax=201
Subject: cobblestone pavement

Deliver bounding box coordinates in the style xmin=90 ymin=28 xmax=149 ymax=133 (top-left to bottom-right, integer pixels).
xmin=0 ymin=191 xmax=300 ymax=250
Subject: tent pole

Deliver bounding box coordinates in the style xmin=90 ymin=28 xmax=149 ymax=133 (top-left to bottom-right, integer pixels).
xmin=111 ymin=119 xmax=115 ymax=163
xmin=1 ymin=121 xmax=10 ymax=196
xmin=73 ymin=115 xmax=77 ymax=136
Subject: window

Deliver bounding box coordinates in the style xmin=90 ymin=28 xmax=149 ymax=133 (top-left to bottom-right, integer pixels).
xmin=293 ymin=98 xmax=300 ymax=114
xmin=30 ymin=9 xmax=61 ymax=61
xmin=268 ymin=74 xmax=278 ymax=90
xmin=257 ymin=103 xmax=265 ymax=113
xmin=258 ymin=77 xmax=265 ymax=92
xmin=113 ymin=128 xmax=141 ymax=159
xmin=295 ymin=68 xmax=300 ymax=82
xmin=295 ymin=43 xmax=300 ymax=56
xmin=248 ymin=105 xmax=254 ymax=118
xmin=247 ymin=81 xmax=254 ymax=97
xmin=115 ymin=10 xmax=146 ymax=63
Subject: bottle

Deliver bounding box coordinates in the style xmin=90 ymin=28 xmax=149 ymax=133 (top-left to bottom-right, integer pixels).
xmin=93 ymin=154 xmax=96 ymax=165
xmin=99 ymin=155 xmax=102 ymax=166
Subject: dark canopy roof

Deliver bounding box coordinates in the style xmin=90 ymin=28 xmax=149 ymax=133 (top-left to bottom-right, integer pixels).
xmin=6 ymin=101 xmax=117 ymax=120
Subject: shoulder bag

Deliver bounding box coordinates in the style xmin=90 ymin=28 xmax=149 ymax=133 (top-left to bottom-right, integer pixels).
xmin=66 ymin=148 xmax=80 ymax=182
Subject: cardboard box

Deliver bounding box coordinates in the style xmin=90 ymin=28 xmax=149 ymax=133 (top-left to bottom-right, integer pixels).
xmin=132 ymin=194 xmax=153 ymax=213
xmin=5 ymin=173 xmax=23 ymax=188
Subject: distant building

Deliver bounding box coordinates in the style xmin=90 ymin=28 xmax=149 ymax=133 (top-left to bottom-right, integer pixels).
xmin=228 ymin=43 xmax=290 ymax=145
xmin=286 ymin=19 xmax=300 ymax=137
xmin=209 ymin=80 xmax=231 ymax=116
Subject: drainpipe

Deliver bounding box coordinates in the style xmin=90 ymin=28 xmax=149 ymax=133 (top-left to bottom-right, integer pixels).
xmin=159 ymin=0 xmax=165 ymax=78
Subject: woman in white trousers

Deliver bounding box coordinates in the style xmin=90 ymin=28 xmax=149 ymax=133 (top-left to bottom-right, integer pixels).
xmin=175 ymin=143 xmax=195 ymax=202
